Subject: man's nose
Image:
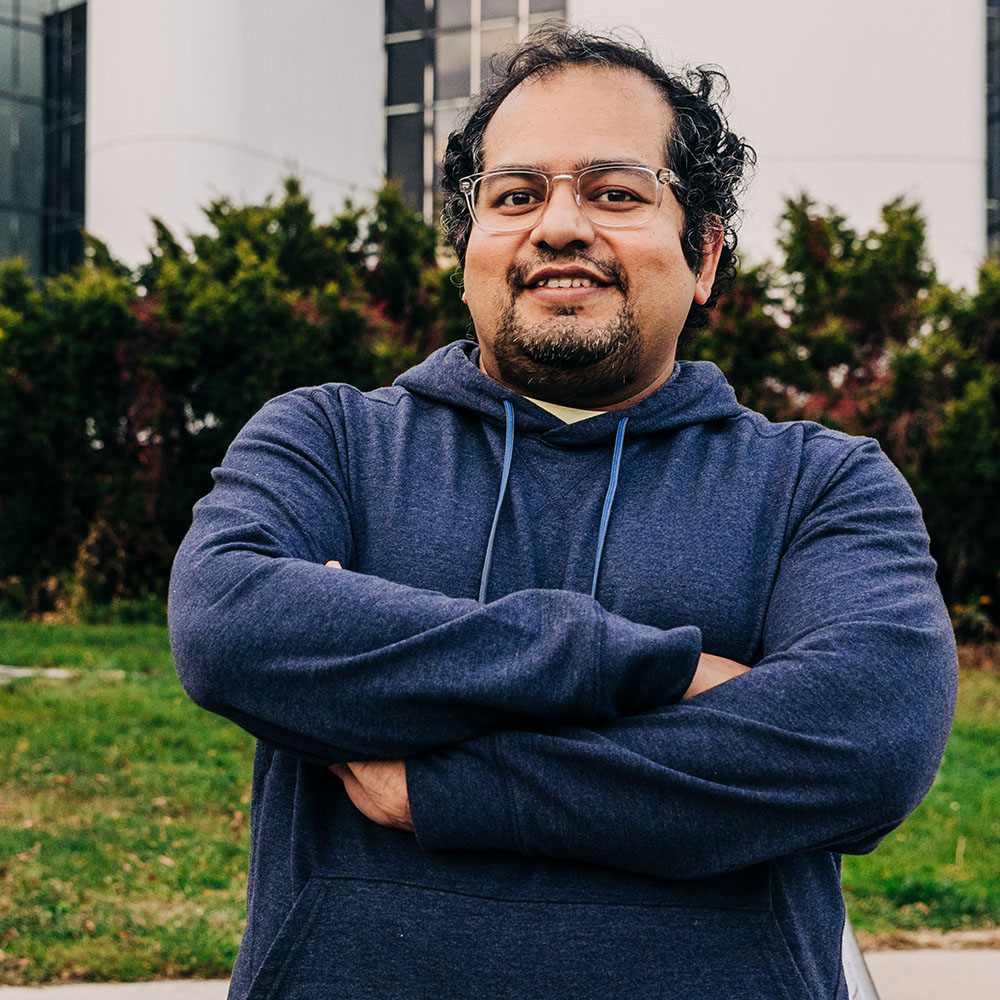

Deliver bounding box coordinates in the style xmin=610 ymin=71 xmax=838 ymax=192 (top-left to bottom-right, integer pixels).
xmin=529 ymin=176 xmax=596 ymax=250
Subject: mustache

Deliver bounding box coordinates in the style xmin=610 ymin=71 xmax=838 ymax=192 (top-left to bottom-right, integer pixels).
xmin=506 ymin=252 xmax=628 ymax=293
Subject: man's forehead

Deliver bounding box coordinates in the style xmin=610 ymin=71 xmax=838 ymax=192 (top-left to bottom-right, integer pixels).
xmin=480 ymin=64 xmax=675 ymax=172
xmin=486 ymin=155 xmax=656 ymax=173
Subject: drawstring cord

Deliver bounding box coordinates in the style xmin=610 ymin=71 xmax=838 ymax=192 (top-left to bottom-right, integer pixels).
xmin=478 ymin=399 xmax=515 ymax=603
xmin=478 ymin=404 xmax=628 ymax=604
xmin=591 ymin=415 xmax=628 ymax=599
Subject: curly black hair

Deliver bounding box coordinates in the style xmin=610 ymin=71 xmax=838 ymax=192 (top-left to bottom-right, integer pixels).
xmin=440 ymin=24 xmax=755 ymax=335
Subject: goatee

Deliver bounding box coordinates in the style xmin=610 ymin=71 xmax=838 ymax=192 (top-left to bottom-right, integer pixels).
xmin=490 ymin=257 xmax=642 ymax=403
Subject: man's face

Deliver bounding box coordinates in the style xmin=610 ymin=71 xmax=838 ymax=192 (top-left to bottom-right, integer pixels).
xmin=462 ymin=65 xmax=721 ymax=408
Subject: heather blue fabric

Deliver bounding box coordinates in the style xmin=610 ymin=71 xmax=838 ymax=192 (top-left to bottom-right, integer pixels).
xmin=169 ymin=340 xmax=957 ymax=999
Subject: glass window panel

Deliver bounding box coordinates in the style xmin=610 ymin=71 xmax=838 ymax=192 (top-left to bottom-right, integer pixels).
xmin=0 ymin=100 xmax=13 ymax=201
xmin=16 ymin=1 xmax=44 ymax=27
xmin=44 ymin=125 xmax=64 ymax=212
xmin=19 ymin=26 xmax=43 ymax=97
xmin=386 ymin=0 xmax=428 ymax=34
xmin=436 ymin=0 xmax=470 ymax=29
xmin=386 ymin=112 xmax=424 ymax=212
xmin=44 ymin=18 xmax=60 ymax=100
xmin=0 ymin=212 xmax=14 ymax=261
xmin=44 ymin=17 xmax=70 ymax=104
xmin=15 ymin=103 xmax=43 ymax=208
xmin=433 ymin=105 xmax=461 ymax=180
xmin=435 ymin=30 xmax=469 ymax=101
xmin=46 ymin=219 xmax=82 ymax=274
xmin=16 ymin=210 xmax=42 ymax=273
xmin=70 ymin=4 xmax=86 ymax=39
xmin=386 ymin=38 xmax=426 ymax=106
xmin=0 ymin=212 xmax=42 ymax=273
xmin=480 ymin=25 xmax=517 ymax=91
xmin=69 ymin=44 xmax=85 ymax=113
xmin=482 ymin=0 xmax=518 ymax=19
xmin=0 ymin=24 xmax=15 ymax=91
xmin=529 ymin=0 xmax=564 ymax=11
xmin=68 ymin=118 xmax=84 ymax=212
xmin=57 ymin=50 xmax=73 ymax=104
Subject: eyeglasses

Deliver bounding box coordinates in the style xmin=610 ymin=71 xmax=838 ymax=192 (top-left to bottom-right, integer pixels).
xmin=459 ymin=163 xmax=685 ymax=234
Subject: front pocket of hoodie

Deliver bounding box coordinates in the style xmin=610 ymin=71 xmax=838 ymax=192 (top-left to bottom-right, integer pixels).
xmin=245 ymin=875 xmax=814 ymax=1000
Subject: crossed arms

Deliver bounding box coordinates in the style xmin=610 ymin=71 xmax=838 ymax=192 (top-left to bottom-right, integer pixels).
xmin=329 ymin=643 xmax=749 ymax=833
xmin=169 ymin=391 xmax=957 ymax=880
xmin=324 ymin=546 xmax=748 ymax=838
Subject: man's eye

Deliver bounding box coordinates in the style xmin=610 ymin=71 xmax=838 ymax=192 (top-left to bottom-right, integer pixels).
xmin=591 ymin=188 xmax=641 ymax=204
xmin=496 ymin=189 xmax=543 ymax=209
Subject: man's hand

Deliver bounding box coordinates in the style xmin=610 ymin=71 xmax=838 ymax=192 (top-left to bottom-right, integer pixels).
xmin=329 ymin=760 xmax=414 ymax=832
xmin=682 ymin=653 xmax=750 ymax=700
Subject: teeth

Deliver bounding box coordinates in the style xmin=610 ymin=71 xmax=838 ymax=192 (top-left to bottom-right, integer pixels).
xmin=536 ymin=277 xmax=596 ymax=288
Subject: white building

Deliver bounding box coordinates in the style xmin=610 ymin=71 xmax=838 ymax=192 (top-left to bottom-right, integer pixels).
xmin=3 ymin=1 xmax=996 ymax=288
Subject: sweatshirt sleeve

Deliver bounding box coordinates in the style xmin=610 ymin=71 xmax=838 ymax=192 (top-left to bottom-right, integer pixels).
xmin=406 ymin=440 xmax=958 ymax=879
xmin=168 ymin=390 xmax=701 ymax=764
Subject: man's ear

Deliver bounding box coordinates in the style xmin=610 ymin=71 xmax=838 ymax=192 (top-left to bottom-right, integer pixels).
xmin=693 ymin=218 xmax=725 ymax=306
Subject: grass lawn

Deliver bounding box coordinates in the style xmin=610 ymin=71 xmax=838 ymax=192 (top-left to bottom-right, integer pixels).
xmin=843 ymin=644 xmax=1000 ymax=938
xmin=0 ymin=624 xmax=997 ymax=985
xmin=0 ymin=623 xmax=253 ymax=985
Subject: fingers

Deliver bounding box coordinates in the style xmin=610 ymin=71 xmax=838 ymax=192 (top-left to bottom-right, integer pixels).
xmin=330 ymin=762 xmax=395 ymax=828
xmin=325 ymin=560 xmax=343 ymax=569
xmin=328 ymin=760 xmax=413 ymax=831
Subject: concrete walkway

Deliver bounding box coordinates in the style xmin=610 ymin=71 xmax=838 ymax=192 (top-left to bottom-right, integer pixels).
xmin=866 ymin=949 xmax=1000 ymax=999
xmin=0 ymin=985 xmax=228 ymax=998
xmin=2 ymin=952 xmax=1000 ymax=998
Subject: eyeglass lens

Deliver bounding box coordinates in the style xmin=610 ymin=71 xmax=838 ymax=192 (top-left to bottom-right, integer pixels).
xmin=472 ymin=166 xmax=661 ymax=231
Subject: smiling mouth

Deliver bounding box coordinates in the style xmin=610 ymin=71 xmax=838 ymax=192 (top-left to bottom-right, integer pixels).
xmin=532 ymin=276 xmax=603 ymax=289
xmin=509 ymin=256 xmax=626 ymax=298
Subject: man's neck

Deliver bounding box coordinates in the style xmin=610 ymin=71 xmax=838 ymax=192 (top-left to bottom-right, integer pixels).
xmin=476 ymin=353 xmax=677 ymax=411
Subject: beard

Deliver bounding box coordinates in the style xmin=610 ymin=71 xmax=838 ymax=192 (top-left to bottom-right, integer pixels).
xmin=490 ymin=256 xmax=643 ymax=404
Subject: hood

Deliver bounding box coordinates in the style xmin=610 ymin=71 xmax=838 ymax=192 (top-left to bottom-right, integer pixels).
xmin=395 ymin=340 xmax=743 ymax=444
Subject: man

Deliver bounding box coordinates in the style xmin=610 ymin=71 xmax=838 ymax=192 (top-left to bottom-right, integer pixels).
xmin=169 ymin=26 xmax=957 ymax=1000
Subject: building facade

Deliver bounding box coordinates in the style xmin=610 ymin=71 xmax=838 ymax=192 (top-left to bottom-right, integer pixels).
xmin=385 ymin=0 xmax=566 ymax=218
xmin=989 ymin=0 xmax=999 ymax=248
xmin=0 ymin=1 xmax=996 ymax=286
xmin=0 ymin=0 xmax=85 ymax=275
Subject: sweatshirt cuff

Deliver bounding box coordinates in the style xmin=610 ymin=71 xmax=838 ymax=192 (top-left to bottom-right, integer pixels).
xmin=408 ymin=734 xmax=517 ymax=855
xmin=597 ymin=620 xmax=702 ymax=715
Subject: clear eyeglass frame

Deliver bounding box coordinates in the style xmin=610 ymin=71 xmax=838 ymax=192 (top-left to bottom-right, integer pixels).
xmin=458 ymin=163 xmax=686 ymax=234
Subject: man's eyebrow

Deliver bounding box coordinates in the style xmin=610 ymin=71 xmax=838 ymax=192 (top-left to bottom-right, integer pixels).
xmin=485 ymin=156 xmax=654 ymax=172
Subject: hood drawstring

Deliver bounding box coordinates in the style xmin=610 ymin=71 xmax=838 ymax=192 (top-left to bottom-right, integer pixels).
xmin=478 ymin=400 xmax=515 ymax=603
xmin=478 ymin=404 xmax=629 ymax=604
xmin=590 ymin=415 xmax=628 ymax=599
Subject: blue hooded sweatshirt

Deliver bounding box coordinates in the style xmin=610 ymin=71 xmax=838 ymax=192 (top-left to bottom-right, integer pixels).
xmin=169 ymin=340 xmax=957 ymax=1000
